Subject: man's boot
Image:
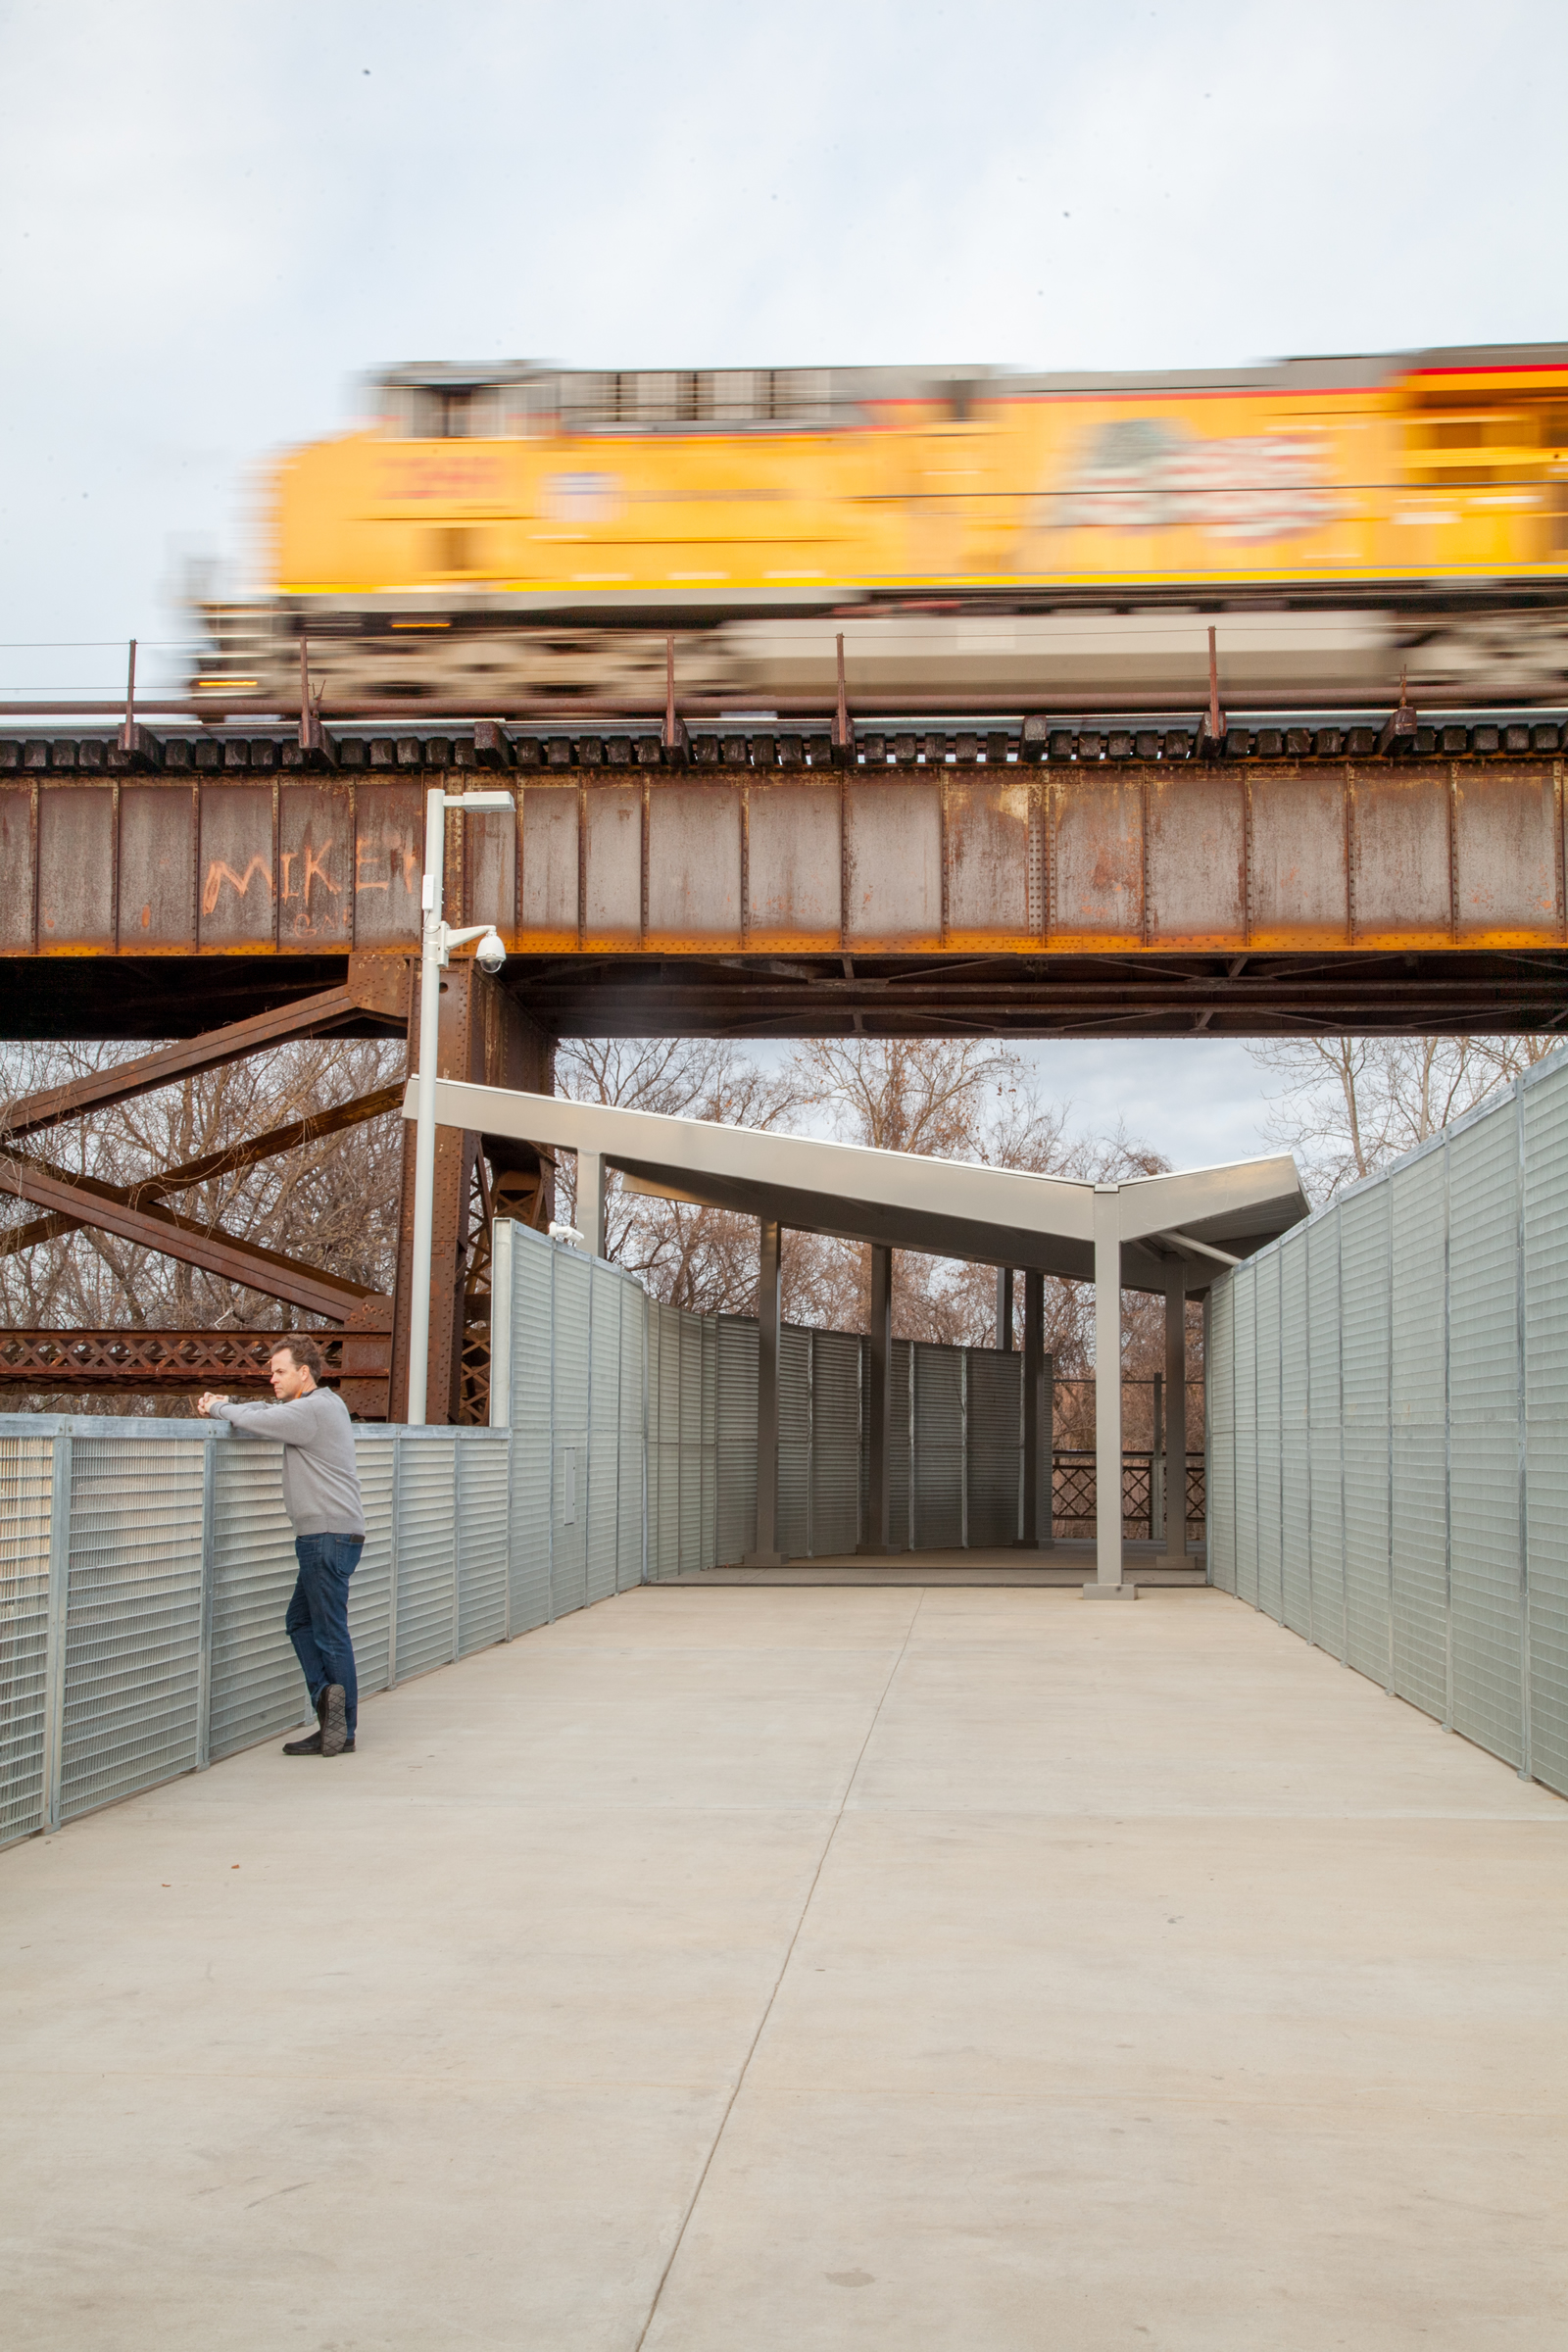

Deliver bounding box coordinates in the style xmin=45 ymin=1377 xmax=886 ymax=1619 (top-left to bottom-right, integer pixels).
xmin=319 ymin=1684 xmax=350 ymax=1757
xmin=282 ymin=1691 xmax=327 ymax=1756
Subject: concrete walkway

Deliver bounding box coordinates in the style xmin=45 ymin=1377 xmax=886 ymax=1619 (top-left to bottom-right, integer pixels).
xmin=4 ymin=1587 xmax=1565 ymax=2350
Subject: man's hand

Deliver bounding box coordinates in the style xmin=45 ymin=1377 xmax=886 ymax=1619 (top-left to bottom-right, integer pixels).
xmin=197 ymin=1393 xmax=230 ymax=1418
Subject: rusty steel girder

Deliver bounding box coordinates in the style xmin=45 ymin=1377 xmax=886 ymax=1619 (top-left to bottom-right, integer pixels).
xmin=2 ymin=752 xmax=1564 ymax=982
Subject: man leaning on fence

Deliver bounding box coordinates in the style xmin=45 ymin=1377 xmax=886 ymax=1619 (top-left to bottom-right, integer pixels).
xmin=199 ymin=1338 xmax=366 ymax=1759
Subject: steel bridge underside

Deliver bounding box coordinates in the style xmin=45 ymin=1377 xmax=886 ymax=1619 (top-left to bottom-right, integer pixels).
xmin=3 ymin=946 xmax=1565 ymax=1041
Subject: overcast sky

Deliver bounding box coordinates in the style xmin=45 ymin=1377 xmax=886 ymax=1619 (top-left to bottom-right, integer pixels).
xmin=1 ymin=0 xmax=1560 ymax=1161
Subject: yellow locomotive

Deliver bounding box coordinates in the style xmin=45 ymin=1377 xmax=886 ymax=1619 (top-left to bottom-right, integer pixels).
xmin=197 ymin=344 xmax=1568 ymax=713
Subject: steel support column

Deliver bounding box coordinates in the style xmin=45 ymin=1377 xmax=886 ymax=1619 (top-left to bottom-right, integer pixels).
xmin=390 ymin=963 xmax=553 ymax=1423
xmin=746 ymin=1218 xmax=785 ymax=1566
xmin=1017 ymin=1268 xmax=1053 ymax=1547
xmin=995 ymin=1266 xmax=1013 ymax=1353
xmin=1088 ymin=1186 xmax=1134 ymax=1595
xmin=577 ymin=1152 xmax=606 ymax=1259
xmin=1156 ymin=1259 xmax=1191 ymax=1566
xmin=860 ymin=1242 xmax=893 ymax=1555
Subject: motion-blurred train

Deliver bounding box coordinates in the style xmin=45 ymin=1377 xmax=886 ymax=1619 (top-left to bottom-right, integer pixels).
xmin=195 ymin=344 xmax=1568 ymax=714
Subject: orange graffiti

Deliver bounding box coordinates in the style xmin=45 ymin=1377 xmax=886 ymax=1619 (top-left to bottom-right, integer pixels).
xmin=302 ymin=841 xmax=339 ymax=904
xmin=202 ymin=856 xmax=273 ymax=915
xmin=355 ymin=832 xmax=417 ymax=893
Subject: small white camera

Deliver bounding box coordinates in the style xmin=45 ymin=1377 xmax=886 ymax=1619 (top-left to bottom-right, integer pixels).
xmin=474 ymin=929 xmax=507 ymax=975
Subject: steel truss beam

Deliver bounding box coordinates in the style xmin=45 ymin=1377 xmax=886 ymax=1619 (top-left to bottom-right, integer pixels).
xmin=0 ymin=1082 xmax=405 ymax=1258
xmin=0 ymin=1152 xmax=380 ymax=1322
xmin=0 ymin=961 xmax=408 ymax=1143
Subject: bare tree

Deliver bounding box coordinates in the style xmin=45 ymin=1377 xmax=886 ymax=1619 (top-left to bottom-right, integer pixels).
xmin=553 ymin=1037 xmax=803 ymax=1314
xmin=1249 ymin=1034 xmax=1559 ymax=1201
xmin=791 ymin=1040 xmax=1170 ymax=1371
xmin=0 ymin=1036 xmax=406 ymax=1410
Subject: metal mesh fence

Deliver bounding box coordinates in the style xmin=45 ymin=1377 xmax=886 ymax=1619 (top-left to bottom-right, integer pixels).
xmin=1206 ymin=1046 xmax=1568 ymax=1802
xmin=0 ymin=1436 xmax=52 ymax=1846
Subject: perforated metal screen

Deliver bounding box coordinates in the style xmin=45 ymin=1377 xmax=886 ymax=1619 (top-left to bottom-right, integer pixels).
xmin=1207 ymin=1048 xmax=1568 ymax=1801
xmin=0 ymin=1436 xmax=52 ymax=1845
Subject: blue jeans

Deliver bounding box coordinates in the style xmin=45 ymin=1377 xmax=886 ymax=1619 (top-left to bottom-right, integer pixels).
xmin=286 ymin=1533 xmax=363 ymax=1736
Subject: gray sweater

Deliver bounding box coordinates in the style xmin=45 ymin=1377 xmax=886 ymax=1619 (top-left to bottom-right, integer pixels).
xmin=216 ymin=1386 xmax=366 ymax=1539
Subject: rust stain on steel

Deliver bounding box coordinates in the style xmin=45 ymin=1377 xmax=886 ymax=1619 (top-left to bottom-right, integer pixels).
xmin=645 ymin=782 xmax=741 ymax=944
xmin=944 ymin=778 xmax=1030 ymax=943
xmin=843 ymin=776 xmax=943 ymax=948
xmin=1452 ymin=761 xmax=1561 ymax=943
xmin=1248 ymin=771 xmax=1350 ymax=947
xmin=582 ymin=782 xmax=642 ymax=945
xmin=1144 ymin=769 xmax=1244 ymax=950
xmin=118 ymin=783 xmax=195 ymax=950
xmin=0 ymin=782 xmax=35 ymax=952
xmin=1050 ymin=772 xmax=1145 ymax=948
xmin=745 ymin=781 xmax=842 ymax=947
xmin=36 ymin=784 xmax=116 ymax=951
xmin=198 ymin=783 xmax=275 ymax=950
xmin=517 ymin=781 xmax=578 ymax=944
xmin=1349 ymin=762 xmax=1454 ymax=946
xmin=461 ymin=806 xmax=517 ymax=936
xmin=279 ymin=783 xmax=353 ymax=943
xmin=352 ymin=782 xmax=422 ymax=948
xmin=9 ymin=760 xmax=1568 ymax=967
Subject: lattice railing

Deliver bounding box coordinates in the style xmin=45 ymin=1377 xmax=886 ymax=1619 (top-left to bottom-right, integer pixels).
xmin=0 ymin=1330 xmax=349 ymax=1389
xmin=1051 ymin=1450 xmax=1206 ymax=1541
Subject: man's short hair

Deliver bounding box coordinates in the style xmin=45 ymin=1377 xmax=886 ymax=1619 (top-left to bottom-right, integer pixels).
xmin=270 ymin=1334 xmax=326 ymax=1382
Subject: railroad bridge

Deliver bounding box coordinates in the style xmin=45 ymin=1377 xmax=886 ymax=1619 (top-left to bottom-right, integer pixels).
xmin=2 ymin=708 xmax=1565 ymax=1420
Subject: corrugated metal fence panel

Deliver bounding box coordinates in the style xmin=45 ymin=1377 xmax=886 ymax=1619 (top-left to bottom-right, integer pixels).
xmin=586 ymin=1267 xmax=621 ymax=1607
xmin=457 ymin=1435 xmax=510 ymax=1655
xmin=1447 ymin=1102 xmax=1525 ymax=1770
xmin=1523 ymin=1056 xmax=1568 ymax=1796
xmin=966 ymin=1348 xmax=1021 ymax=1549
xmin=810 ymin=1330 xmax=862 ymax=1557
xmin=1389 ymin=1148 xmax=1449 ymax=1723
xmin=1340 ymin=1185 xmax=1393 ymax=1687
xmin=701 ymin=1316 xmax=718 ymax=1572
xmin=395 ymin=1434 xmax=458 ymax=1680
xmin=1279 ymin=1235 xmax=1311 ymax=1638
xmin=616 ymin=1280 xmax=646 ymax=1592
xmin=1254 ymin=1252 xmax=1284 ymax=1624
xmin=0 ymin=1433 xmax=54 ymax=1846
xmin=550 ymin=1250 xmax=592 ymax=1616
xmin=715 ymin=1315 xmax=758 ymax=1566
xmin=678 ymin=1314 xmax=705 ymax=1576
xmin=1206 ymin=1280 xmax=1236 ymax=1594
xmin=656 ymin=1306 xmax=681 ymax=1581
xmin=889 ymin=1342 xmax=913 ymax=1552
xmin=913 ymin=1344 xmax=964 ymax=1550
xmin=1231 ymin=1260 xmax=1258 ymax=1606
xmin=60 ymin=1434 xmax=206 ymax=1823
xmin=1306 ymin=1212 xmax=1346 ymax=1659
xmin=508 ymin=1227 xmax=555 ymax=1633
xmin=208 ymin=1438 xmax=301 ymax=1759
xmin=348 ymin=1436 xmax=395 ymax=1696
xmin=643 ymin=1295 xmax=662 ymax=1578
xmin=777 ymin=1326 xmax=810 ymax=1560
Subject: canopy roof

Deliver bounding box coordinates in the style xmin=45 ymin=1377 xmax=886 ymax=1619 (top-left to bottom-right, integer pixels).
xmin=409 ymin=1079 xmax=1308 ymax=1291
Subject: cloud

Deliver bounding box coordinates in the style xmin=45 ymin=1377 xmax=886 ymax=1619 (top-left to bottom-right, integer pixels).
xmin=0 ymin=1 xmax=1561 ymax=675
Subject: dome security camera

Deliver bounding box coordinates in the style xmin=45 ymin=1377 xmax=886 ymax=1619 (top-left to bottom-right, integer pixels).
xmin=474 ymin=929 xmax=507 ymax=975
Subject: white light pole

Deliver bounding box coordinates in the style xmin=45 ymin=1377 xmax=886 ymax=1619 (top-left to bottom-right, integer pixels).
xmin=406 ymin=783 xmax=514 ymax=1426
